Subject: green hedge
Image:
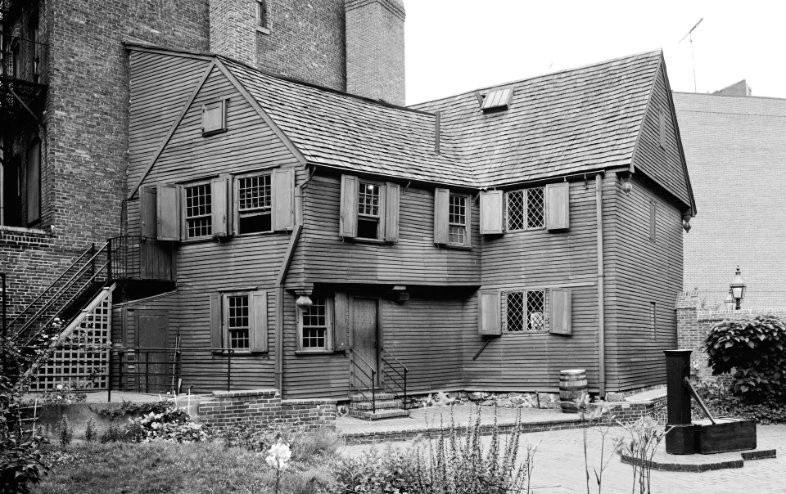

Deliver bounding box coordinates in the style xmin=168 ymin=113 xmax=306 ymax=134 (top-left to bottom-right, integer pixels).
xmin=705 ymin=314 xmax=786 ymax=403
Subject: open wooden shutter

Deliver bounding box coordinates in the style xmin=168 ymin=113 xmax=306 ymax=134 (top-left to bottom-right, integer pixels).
xmin=478 ymin=291 xmax=501 ymax=336
xmin=480 ymin=190 xmax=503 ymax=234
xmin=384 ymin=182 xmax=400 ymax=242
xmin=339 ymin=175 xmax=358 ymax=238
xmin=210 ymin=293 xmax=223 ymax=350
xmin=333 ymin=293 xmax=348 ymax=351
xmin=545 ymin=182 xmax=570 ymax=231
xmin=250 ymin=291 xmax=269 ymax=353
xmin=211 ymin=175 xmax=230 ymax=238
xmin=156 ymin=184 xmax=180 ymax=241
xmin=433 ymin=188 xmax=449 ymax=244
xmin=140 ymin=186 xmax=157 ymax=239
xmin=549 ymin=289 xmax=572 ymax=336
xmin=272 ymin=168 xmax=295 ymax=231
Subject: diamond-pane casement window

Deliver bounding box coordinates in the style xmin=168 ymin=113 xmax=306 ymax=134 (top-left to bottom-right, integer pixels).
xmin=449 ymin=193 xmax=467 ymax=245
xmin=507 ymin=190 xmax=525 ymax=231
xmin=227 ymin=295 xmax=250 ymax=350
xmin=238 ymin=174 xmax=271 ymax=234
xmin=506 ymin=291 xmax=525 ymax=332
xmin=527 ymin=187 xmax=545 ymax=228
xmin=302 ymin=297 xmax=328 ymax=349
xmin=357 ymin=182 xmax=381 ymax=239
xmin=185 ymin=183 xmax=212 ymax=238
xmin=527 ymin=290 xmax=545 ymax=331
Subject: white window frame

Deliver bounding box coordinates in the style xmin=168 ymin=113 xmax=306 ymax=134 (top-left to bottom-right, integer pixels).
xmin=223 ymin=291 xmax=252 ymax=351
xmin=234 ymin=171 xmax=272 ymax=235
xmin=297 ymin=296 xmax=334 ymax=353
xmin=448 ymin=192 xmax=469 ymax=246
xmin=182 ymin=181 xmax=212 ymax=240
xmin=506 ymin=187 xmax=545 ymax=232
xmin=357 ymin=181 xmax=382 ymax=240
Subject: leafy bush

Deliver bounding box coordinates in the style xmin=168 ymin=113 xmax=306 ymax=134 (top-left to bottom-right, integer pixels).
xmin=705 ymin=314 xmax=786 ymax=402
xmin=84 ymin=418 xmax=97 ymax=442
xmin=331 ymin=407 xmax=537 ymax=494
xmin=39 ymin=382 xmax=87 ymax=406
xmin=56 ymin=415 xmax=73 ymax=448
xmin=692 ymin=378 xmax=786 ymax=424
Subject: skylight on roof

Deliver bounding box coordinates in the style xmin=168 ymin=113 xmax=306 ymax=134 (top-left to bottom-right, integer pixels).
xmin=481 ymin=88 xmax=513 ymax=112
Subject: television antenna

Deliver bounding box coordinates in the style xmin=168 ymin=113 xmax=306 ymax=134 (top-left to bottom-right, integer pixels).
xmin=680 ymin=18 xmax=704 ymax=92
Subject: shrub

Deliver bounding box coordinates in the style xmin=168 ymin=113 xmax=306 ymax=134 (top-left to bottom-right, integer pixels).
xmin=57 ymin=415 xmax=73 ymax=448
xmin=84 ymin=418 xmax=97 ymax=442
xmin=705 ymin=314 xmax=786 ymax=402
xmin=100 ymin=421 xmax=128 ymax=443
xmin=692 ymin=378 xmax=786 ymax=424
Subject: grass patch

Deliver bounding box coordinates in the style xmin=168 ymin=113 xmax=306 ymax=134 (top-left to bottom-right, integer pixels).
xmin=33 ymin=441 xmax=334 ymax=494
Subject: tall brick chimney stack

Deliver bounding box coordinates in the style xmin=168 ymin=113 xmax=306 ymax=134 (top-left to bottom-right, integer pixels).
xmin=209 ymin=0 xmax=257 ymax=67
xmin=345 ymin=0 xmax=406 ymax=106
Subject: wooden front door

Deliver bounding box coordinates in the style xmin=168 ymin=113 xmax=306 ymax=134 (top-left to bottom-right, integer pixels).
xmin=351 ymin=298 xmax=379 ymax=389
xmin=135 ymin=310 xmax=168 ymax=393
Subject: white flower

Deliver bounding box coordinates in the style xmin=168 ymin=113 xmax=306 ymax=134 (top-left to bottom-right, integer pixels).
xmin=56 ymin=384 xmax=63 ymax=390
xmin=265 ymin=441 xmax=292 ymax=471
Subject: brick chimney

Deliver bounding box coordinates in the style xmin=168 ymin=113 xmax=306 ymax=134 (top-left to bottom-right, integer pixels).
xmin=345 ymin=0 xmax=406 ymax=105
xmin=209 ymin=0 xmax=257 ymax=67
xmin=713 ymin=79 xmax=752 ymax=97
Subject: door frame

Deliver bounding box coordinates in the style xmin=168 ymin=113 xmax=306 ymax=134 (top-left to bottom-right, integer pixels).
xmin=132 ymin=309 xmax=169 ymax=393
xmin=349 ymin=296 xmax=381 ymax=387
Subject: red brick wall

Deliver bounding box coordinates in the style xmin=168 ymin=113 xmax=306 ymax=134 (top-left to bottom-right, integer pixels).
xmin=197 ymin=389 xmax=337 ymax=430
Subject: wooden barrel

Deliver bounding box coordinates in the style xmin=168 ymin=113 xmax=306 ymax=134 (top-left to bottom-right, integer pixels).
xmin=559 ymin=369 xmax=588 ymax=413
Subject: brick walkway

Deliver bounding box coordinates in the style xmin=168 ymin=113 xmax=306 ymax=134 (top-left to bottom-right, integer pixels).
xmin=340 ymin=423 xmax=785 ymax=493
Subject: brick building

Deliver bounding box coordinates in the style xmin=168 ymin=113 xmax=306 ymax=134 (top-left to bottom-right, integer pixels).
xmin=0 ymin=0 xmax=405 ymax=315
xmin=674 ymin=81 xmax=786 ymax=307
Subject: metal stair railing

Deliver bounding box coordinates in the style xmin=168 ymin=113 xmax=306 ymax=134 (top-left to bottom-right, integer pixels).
xmin=11 ymin=241 xmax=112 ymax=347
xmin=349 ymin=348 xmax=377 ymax=414
xmin=381 ymin=348 xmax=409 ymax=410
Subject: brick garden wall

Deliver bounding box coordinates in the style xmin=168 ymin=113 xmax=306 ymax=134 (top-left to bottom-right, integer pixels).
xmin=197 ymin=389 xmax=337 ymax=431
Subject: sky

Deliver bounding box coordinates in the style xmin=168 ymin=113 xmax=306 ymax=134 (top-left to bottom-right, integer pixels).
xmin=405 ymin=0 xmax=786 ymax=105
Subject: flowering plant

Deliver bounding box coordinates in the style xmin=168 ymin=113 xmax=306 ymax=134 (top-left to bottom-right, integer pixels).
xmin=265 ymin=440 xmax=291 ymax=494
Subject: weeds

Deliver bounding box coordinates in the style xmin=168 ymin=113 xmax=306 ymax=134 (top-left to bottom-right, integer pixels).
xmin=618 ymin=416 xmax=670 ymax=494
xmin=56 ymin=416 xmax=73 ymax=448
xmin=84 ymin=418 xmax=97 ymax=442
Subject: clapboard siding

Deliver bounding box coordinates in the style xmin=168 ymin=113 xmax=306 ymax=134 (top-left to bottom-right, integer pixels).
xmin=604 ymin=174 xmax=682 ymax=391
xmin=128 ymin=52 xmax=212 ymax=194
xmin=300 ymin=173 xmax=481 ymax=286
xmin=632 ymin=65 xmax=692 ymax=209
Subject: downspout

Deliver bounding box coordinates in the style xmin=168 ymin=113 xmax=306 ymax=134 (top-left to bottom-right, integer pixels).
xmin=595 ymin=173 xmax=606 ymax=397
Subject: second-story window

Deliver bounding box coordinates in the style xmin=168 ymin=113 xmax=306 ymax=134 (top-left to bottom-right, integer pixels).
xmin=449 ymin=193 xmax=468 ymax=245
xmin=506 ymin=187 xmax=545 ymax=231
xmin=357 ymin=182 xmax=381 ymax=239
xmin=184 ymin=183 xmax=212 ymax=239
xmin=237 ymin=174 xmax=271 ymax=234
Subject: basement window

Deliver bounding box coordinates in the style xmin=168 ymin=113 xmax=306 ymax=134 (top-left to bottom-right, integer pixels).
xmin=503 ymin=289 xmax=547 ymax=333
xmin=506 ymin=187 xmax=545 ymax=231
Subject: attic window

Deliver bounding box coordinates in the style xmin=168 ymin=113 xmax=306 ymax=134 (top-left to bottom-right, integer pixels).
xmin=202 ymin=100 xmax=227 ymax=136
xmin=481 ymin=88 xmax=513 ymax=112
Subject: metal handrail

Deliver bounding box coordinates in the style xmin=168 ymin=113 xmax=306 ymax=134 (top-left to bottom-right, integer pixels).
xmin=349 ymin=348 xmax=377 ymax=413
xmin=13 ymin=243 xmax=109 ymax=341
xmin=8 ymin=244 xmax=95 ymax=328
xmin=381 ymin=348 xmax=409 ymax=410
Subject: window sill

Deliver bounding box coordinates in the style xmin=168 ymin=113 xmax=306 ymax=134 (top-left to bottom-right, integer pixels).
xmin=0 ymin=224 xmax=52 ymax=236
xmin=211 ymin=350 xmax=267 ymax=356
xmin=256 ymin=26 xmax=270 ymax=35
xmin=347 ymin=237 xmax=392 ymax=245
xmin=294 ymin=350 xmax=338 ymax=356
xmin=202 ymin=128 xmax=227 ymax=138
xmin=435 ymin=242 xmax=472 ymax=251
xmin=506 ymin=227 xmax=546 ymax=233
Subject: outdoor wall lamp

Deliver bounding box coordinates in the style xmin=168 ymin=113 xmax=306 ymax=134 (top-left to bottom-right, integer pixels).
xmin=296 ymin=295 xmax=313 ymax=309
xmin=618 ymin=173 xmax=633 ymax=195
xmin=729 ymin=266 xmax=746 ymax=310
xmin=723 ymin=292 xmax=734 ymax=311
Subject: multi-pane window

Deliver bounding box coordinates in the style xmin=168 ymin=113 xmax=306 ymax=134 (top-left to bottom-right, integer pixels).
xmin=184 ymin=183 xmax=212 ymax=238
xmin=506 ymin=187 xmax=545 ymax=231
xmin=301 ymin=297 xmax=328 ymax=350
xmin=226 ymin=295 xmax=250 ymax=350
xmin=449 ymin=193 xmax=468 ymax=245
xmin=357 ymin=182 xmax=381 ymax=239
xmin=504 ymin=289 xmax=547 ymax=332
xmin=237 ymin=174 xmax=271 ymax=234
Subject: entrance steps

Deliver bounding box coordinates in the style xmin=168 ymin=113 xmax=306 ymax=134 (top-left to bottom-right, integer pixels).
xmin=349 ymin=392 xmax=410 ymax=420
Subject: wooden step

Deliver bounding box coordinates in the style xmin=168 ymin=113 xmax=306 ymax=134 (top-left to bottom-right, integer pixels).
xmin=350 ymin=392 xmax=396 ymax=402
xmin=350 ymin=399 xmax=403 ymax=410
xmin=349 ymin=408 xmax=410 ymax=421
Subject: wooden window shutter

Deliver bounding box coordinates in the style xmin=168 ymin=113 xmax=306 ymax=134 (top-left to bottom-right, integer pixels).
xmin=478 ymin=291 xmax=502 ymax=336
xmin=549 ymin=289 xmax=572 ymax=335
xmin=333 ymin=292 xmax=349 ymax=351
xmin=339 ymin=175 xmax=358 ymax=238
xmin=433 ymin=188 xmax=450 ymax=244
xmin=272 ymin=168 xmax=295 ymax=231
xmin=156 ymin=184 xmax=181 ymax=241
xmin=384 ymin=182 xmax=400 ymax=242
xmin=210 ymin=293 xmax=223 ymax=350
xmin=545 ymin=182 xmax=570 ymax=231
xmin=211 ymin=175 xmax=230 ymax=238
xmin=250 ymin=291 xmax=269 ymax=353
xmin=140 ymin=186 xmax=157 ymax=239
xmin=480 ymin=190 xmax=503 ymax=234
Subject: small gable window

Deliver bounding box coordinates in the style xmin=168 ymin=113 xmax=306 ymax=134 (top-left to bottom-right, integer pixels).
xmin=236 ymin=173 xmax=272 ymax=234
xmin=507 ymin=187 xmax=544 ymax=231
xmin=202 ymin=100 xmax=227 ymax=136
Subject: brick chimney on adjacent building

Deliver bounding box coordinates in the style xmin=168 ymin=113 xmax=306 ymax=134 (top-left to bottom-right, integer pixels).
xmin=209 ymin=0 xmax=257 ymax=67
xmin=345 ymin=0 xmax=406 ymax=106
xmin=713 ymin=79 xmax=752 ymax=97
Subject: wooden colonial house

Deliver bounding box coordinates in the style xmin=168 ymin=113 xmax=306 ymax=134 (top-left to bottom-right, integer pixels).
xmin=103 ymin=45 xmax=695 ymax=408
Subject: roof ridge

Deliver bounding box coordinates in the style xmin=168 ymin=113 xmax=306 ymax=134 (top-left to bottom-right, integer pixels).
xmin=411 ymin=49 xmax=663 ymax=107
